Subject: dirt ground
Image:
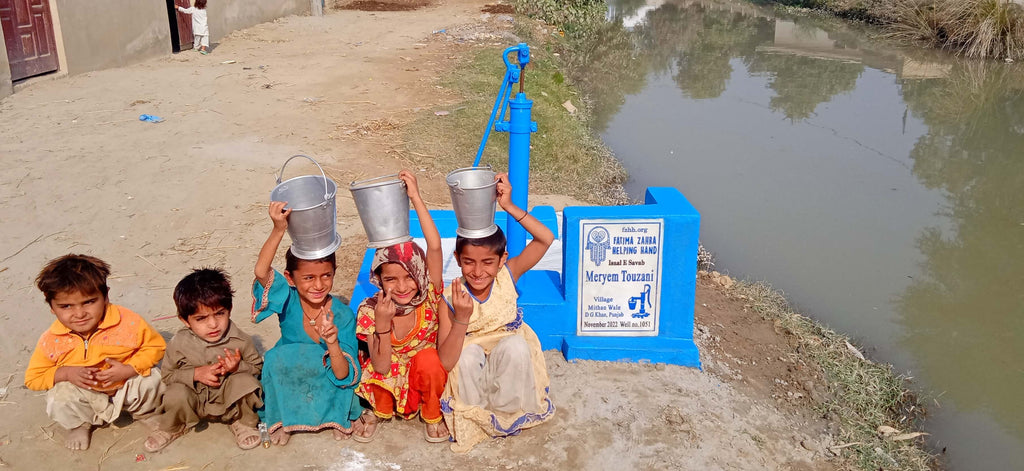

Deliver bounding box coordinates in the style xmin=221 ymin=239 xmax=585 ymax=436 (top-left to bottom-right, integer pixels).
xmin=0 ymin=1 xmax=839 ymax=469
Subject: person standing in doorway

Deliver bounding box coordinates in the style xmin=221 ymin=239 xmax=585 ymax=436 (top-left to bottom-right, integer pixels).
xmin=176 ymin=0 xmax=210 ymax=55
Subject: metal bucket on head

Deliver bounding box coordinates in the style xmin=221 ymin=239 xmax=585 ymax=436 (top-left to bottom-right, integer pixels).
xmin=270 ymin=154 xmax=341 ymax=260
xmin=446 ymin=166 xmax=498 ymax=238
xmin=350 ymin=174 xmax=413 ymax=248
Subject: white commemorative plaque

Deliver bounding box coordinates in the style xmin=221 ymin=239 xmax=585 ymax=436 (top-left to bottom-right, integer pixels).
xmin=577 ymin=219 xmax=664 ymax=336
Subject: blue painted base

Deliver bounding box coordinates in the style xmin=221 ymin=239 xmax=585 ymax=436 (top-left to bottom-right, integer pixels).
xmin=348 ymin=187 xmax=701 ymax=368
xmin=561 ymin=337 xmax=701 ymax=367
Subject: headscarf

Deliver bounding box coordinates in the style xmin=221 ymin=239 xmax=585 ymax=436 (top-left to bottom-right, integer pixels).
xmin=365 ymin=241 xmax=430 ymax=316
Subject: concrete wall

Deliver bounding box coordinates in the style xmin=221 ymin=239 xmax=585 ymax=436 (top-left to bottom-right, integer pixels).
xmin=3 ymin=0 xmax=309 ymax=92
xmin=0 ymin=33 xmax=12 ymax=99
xmin=54 ymin=0 xmax=171 ymax=75
xmin=208 ymin=0 xmax=309 ymax=43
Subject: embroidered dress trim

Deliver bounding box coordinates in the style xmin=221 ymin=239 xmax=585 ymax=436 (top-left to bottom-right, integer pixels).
xmin=392 ymin=302 xmax=426 ymax=346
xmin=489 ymin=395 xmax=556 ymax=437
xmin=251 ymin=275 xmax=274 ymax=322
xmin=423 ymin=414 xmax=444 ymax=424
xmin=321 ymin=350 xmax=361 ymax=388
xmin=267 ymin=421 xmax=352 ymax=435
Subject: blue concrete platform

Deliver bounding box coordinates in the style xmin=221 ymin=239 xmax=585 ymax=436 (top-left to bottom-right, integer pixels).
xmin=349 ymin=187 xmax=701 ymax=368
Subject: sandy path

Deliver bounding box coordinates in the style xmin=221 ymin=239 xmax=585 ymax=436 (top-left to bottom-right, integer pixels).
xmin=0 ymin=2 xmax=834 ymax=469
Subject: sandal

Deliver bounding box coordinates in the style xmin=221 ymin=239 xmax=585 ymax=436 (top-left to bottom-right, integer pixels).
xmin=144 ymin=427 xmax=186 ymax=452
xmin=352 ymin=411 xmax=385 ymax=443
xmin=423 ymin=420 xmax=449 ymax=443
xmin=230 ymin=422 xmax=262 ymax=450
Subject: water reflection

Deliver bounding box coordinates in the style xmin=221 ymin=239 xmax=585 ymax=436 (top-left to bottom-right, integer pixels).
xmin=897 ymin=62 xmax=1024 ymax=436
xmin=583 ymin=0 xmax=1024 ymax=468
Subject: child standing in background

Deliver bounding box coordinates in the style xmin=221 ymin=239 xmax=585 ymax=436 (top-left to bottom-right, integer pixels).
xmin=25 ymin=254 xmax=166 ymax=451
xmin=176 ymin=0 xmax=210 ymax=54
xmin=144 ymin=268 xmax=263 ymax=452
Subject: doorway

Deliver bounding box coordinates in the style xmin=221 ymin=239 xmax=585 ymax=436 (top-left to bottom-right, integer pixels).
xmin=166 ymin=0 xmax=193 ymax=52
xmin=0 ymin=0 xmax=59 ymax=80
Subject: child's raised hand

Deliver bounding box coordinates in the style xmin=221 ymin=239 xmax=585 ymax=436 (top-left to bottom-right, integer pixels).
xmin=269 ymin=201 xmax=291 ymax=230
xmin=194 ymin=363 xmax=225 ymax=387
xmin=314 ymin=309 xmax=338 ymax=344
xmin=450 ymin=278 xmax=474 ymax=325
xmin=374 ymin=289 xmax=397 ymax=326
xmin=495 ymin=173 xmax=513 ymax=210
xmin=218 ymin=348 xmax=243 ymax=374
xmin=94 ymin=358 xmax=138 ymax=389
xmin=57 ymin=365 xmax=100 ymax=390
xmin=398 ymin=170 xmax=421 ymax=201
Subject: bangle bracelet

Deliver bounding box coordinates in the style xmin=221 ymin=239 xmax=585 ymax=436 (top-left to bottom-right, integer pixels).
xmin=450 ymin=313 xmax=470 ymax=326
xmin=515 ymin=211 xmax=528 ymax=223
xmin=374 ymin=328 xmax=392 ymax=336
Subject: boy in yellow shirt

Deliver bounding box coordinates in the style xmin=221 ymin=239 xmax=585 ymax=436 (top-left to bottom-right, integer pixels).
xmin=24 ymin=254 xmax=166 ymax=451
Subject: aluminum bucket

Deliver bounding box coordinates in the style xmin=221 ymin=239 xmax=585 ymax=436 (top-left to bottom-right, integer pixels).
xmin=350 ymin=174 xmax=413 ymax=248
xmin=446 ymin=166 xmax=498 ymax=238
xmin=270 ymin=154 xmax=341 ymax=259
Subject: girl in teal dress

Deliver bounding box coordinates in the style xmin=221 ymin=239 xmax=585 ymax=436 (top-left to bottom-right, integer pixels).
xmin=251 ymin=201 xmax=362 ymax=446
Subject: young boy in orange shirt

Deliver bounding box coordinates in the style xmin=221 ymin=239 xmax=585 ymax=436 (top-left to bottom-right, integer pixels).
xmin=24 ymin=254 xmax=166 ymax=451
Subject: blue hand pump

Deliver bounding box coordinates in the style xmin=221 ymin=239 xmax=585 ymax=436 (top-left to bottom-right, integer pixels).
xmin=473 ymin=43 xmax=536 ymax=257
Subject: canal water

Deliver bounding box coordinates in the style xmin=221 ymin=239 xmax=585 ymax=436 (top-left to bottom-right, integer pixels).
xmin=587 ymin=0 xmax=1024 ymax=469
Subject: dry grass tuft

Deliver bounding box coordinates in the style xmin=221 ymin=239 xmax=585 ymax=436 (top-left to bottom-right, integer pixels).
xmin=332 ymin=118 xmax=404 ymax=141
xmin=794 ymin=0 xmax=1024 ymax=59
xmin=733 ymin=280 xmax=936 ymax=470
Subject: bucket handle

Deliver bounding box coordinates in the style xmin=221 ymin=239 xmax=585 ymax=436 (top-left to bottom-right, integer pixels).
xmin=350 ymin=173 xmax=404 ymax=189
xmin=448 ymin=165 xmax=494 ymax=194
xmin=276 ymin=154 xmax=334 ymax=201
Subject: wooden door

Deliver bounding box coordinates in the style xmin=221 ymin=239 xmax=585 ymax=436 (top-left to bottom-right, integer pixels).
xmin=0 ymin=0 xmax=59 ymax=80
xmin=173 ymin=0 xmax=193 ymax=50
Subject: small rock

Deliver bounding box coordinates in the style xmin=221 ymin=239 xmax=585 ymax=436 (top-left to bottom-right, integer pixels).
xmin=562 ymin=100 xmax=577 ymax=114
xmin=845 ymin=340 xmax=865 ymax=360
xmin=874 ymin=447 xmax=898 ymax=466
xmin=876 ymin=425 xmax=900 ymax=437
xmin=800 ymin=439 xmax=819 ymax=452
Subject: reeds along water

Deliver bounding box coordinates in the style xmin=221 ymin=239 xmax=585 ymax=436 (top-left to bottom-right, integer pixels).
xmin=828 ymin=0 xmax=1024 ymax=60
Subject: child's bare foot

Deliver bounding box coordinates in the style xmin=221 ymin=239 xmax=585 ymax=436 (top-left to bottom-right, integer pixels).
xmin=65 ymin=424 xmax=92 ymax=450
xmin=332 ymin=427 xmax=353 ymax=441
xmin=424 ymin=420 xmax=449 ymax=443
xmin=270 ymin=428 xmax=290 ymax=446
xmin=136 ymin=415 xmax=161 ymax=431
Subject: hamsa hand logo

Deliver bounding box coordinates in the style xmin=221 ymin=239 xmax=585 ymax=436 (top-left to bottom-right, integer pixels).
xmin=586 ymin=226 xmax=610 ymax=266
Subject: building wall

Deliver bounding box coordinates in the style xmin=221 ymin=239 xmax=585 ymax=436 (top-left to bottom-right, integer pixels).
xmin=208 ymin=0 xmax=309 ymax=43
xmin=54 ymin=0 xmax=171 ymax=76
xmin=4 ymin=0 xmax=309 ymax=92
xmin=0 ymin=33 xmax=12 ymax=99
